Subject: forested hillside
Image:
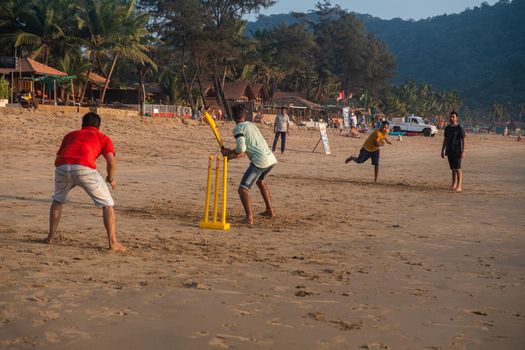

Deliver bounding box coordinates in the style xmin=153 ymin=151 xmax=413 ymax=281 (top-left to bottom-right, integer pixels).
xmin=247 ymin=0 xmax=525 ymax=114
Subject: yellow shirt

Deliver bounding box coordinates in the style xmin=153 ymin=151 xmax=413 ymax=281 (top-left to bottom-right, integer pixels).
xmin=363 ymin=129 xmax=388 ymax=152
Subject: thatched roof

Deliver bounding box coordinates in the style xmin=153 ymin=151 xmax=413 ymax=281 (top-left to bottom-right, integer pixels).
xmin=0 ymin=58 xmax=66 ymax=76
xmin=273 ymin=91 xmax=307 ymax=99
xmin=223 ymin=81 xmax=255 ymax=100
xmin=202 ymin=81 xmax=256 ymax=100
xmin=271 ymin=95 xmax=321 ymax=110
xmin=251 ymin=83 xmax=270 ymax=100
xmin=87 ymin=72 xmax=108 ymax=85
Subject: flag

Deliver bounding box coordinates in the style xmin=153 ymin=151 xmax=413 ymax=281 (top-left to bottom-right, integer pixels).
xmin=336 ymin=91 xmax=344 ymax=102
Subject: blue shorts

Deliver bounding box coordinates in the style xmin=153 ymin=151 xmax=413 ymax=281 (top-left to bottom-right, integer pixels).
xmin=240 ymin=163 xmax=275 ymax=190
xmin=356 ymin=148 xmax=380 ymax=166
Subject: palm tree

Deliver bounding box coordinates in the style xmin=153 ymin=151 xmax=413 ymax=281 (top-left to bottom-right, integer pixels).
xmin=489 ymin=102 xmax=506 ymax=129
xmin=99 ymin=0 xmax=154 ymax=103
xmin=13 ymin=0 xmax=75 ymax=66
xmin=57 ymin=53 xmax=90 ymax=104
xmin=76 ymin=0 xmax=154 ymax=104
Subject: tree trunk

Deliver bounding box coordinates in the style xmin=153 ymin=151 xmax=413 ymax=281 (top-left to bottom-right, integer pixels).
xmin=181 ymin=42 xmax=194 ymax=109
xmin=222 ymin=65 xmax=227 ymax=88
xmin=100 ymin=53 xmax=118 ymax=104
xmin=214 ymin=74 xmax=231 ymax=120
xmin=138 ymin=69 xmax=145 ymax=116
xmin=80 ymin=64 xmax=93 ymax=105
xmin=197 ymin=67 xmax=208 ymax=109
xmin=315 ymin=75 xmax=323 ymax=101
xmin=305 ymin=65 xmax=310 ymax=100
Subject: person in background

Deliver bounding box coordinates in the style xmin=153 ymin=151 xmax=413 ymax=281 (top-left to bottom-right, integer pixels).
xmin=350 ymin=112 xmax=358 ymax=129
xmin=272 ymin=107 xmax=290 ymax=154
xmin=441 ymin=111 xmax=466 ymax=193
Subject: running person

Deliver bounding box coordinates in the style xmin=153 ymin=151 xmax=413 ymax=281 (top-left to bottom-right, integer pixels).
xmin=441 ymin=111 xmax=466 ymax=192
xmin=222 ymin=104 xmax=278 ymax=224
xmin=345 ymin=120 xmax=392 ymax=182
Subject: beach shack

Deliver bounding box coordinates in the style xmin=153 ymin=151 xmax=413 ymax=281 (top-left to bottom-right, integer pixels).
xmin=203 ymin=81 xmax=256 ymax=107
xmin=270 ymin=92 xmax=321 ymax=122
xmin=0 ymin=58 xmax=67 ymax=103
xmin=251 ymin=84 xmax=271 ymax=109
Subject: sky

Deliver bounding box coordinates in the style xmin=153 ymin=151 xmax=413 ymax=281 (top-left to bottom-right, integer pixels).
xmin=253 ymin=0 xmax=499 ymax=20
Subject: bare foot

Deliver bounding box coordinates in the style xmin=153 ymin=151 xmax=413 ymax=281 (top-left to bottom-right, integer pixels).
xmin=43 ymin=237 xmax=53 ymax=244
xmin=110 ymin=243 xmax=127 ymax=252
xmin=242 ymin=217 xmax=254 ymax=225
xmin=454 ymin=187 xmax=462 ymax=193
xmin=259 ymin=210 xmax=276 ymax=218
xmin=345 ymin=157 xmax=353 ymax=164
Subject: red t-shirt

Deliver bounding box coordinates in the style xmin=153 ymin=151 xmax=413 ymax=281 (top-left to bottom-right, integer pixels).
xmin=55 ymin=127 xmax=115 ymax=169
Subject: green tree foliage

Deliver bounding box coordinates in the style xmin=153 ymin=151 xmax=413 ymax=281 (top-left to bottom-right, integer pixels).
xmin=361 ymin=0 xmax=524 ymax=117
xmin=247 ymin=0 xmax=523 ymax=119
xmin=152 ymin=0 xmax=275 ymax=116
xmin=1 ymin=0 xmax=154 ymax=105
xmin=383 ymin=80 xmax=461 ymax=119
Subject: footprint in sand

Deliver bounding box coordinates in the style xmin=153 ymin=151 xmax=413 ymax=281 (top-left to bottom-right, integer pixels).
xmin=208 ymin=334 xmax=254 ymax=349
xmin=44 ymin=331 xmax=60 ymax=343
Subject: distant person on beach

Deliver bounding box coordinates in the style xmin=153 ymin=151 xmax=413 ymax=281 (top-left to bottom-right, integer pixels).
xmin=221 ymin=104 xmax=278 ymax=225
xmin=272 ymin=107 xmax=290 ymax=153
xmin=358 ymin=114 xmax=366 ymax=130
xmin=350 ymin=112 xmax=358 ymax=128
xmin=45 ymin=112 xmax=126 ymax=251
xmin=254 ymin=109 xmax=263 ymax=123
xmin=192 ymin=106 xmax=202 ymax=120
xmin=346 ymin=126 xmax=361 ymax=138
xmin=441 ymin=111 xmax=466 ymax=192
xmin=345 ymin=120 xmax=392 ymax=183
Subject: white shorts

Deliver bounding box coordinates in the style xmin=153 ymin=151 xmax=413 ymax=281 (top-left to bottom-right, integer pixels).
xmin=53 ymin=164 xmax=114 ymax=208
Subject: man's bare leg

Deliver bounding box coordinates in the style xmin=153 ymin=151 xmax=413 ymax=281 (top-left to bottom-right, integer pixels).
xmin=103 ymin=206 xmax=126 ymax=251
xmin=46 ymin=201 xmax=63 ymax=244
xmin=450 ymin=169 xmax=457 ymax=191
xmin=454 ymin=170 xmax=463 ymax=192
xmin=374 ymin=165 xmax=379 ymax=183
xmin=238 ymin=187 xmax=254 ymax=224
xmin=256 ymin=180 xmax=275 ymax=217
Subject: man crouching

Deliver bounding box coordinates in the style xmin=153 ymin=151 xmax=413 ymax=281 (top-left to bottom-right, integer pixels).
xmin=221 ymin=104 xmax=278 ymax=225
xmin=46 ymin=112 xmax=126 ymax=251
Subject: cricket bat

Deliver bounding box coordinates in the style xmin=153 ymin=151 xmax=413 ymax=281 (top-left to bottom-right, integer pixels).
xmin=203 ymin=111 xmax=224 ymax=149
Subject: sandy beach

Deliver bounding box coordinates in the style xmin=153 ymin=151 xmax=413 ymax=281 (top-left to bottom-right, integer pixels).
xmin=1 ymin=108 xmax=524 ymax=349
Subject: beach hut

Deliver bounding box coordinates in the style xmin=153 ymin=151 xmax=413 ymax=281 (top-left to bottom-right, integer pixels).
xmin=251 ymin=84 xmax=270 ymax=109
xmin=0 ymin=58 xmax=67 ymax=103
xmin=202 ymin=81 xmax=256 ymax=108
xmin=270 ymin=92 xmax=321 ymax=122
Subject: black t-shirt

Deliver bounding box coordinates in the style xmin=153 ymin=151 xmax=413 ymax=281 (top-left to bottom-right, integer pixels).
xmin=444 ymin=124 xmax=465 ymax=156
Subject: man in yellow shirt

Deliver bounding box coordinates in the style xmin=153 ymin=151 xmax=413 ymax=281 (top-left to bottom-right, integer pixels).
xmin=345 ymin=120 xmax=392 ymax=182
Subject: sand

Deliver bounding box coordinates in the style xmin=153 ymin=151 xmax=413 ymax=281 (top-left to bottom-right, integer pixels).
xmin=1 ymin=108 xmax=524 ymax=349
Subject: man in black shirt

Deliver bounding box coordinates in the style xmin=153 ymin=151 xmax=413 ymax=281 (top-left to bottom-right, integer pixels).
xmin=441 ymin=111 xmax=466 ymax=192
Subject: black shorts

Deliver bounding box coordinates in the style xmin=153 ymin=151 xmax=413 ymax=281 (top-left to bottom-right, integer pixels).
xmin=356 ymin=148 xmax=380 ymax=166
xmin=447 ymin=154 xmax=462 ymax=170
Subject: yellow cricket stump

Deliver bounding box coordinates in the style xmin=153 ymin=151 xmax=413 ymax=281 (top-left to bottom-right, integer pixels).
xmin=199 ymin=155 xmax=230 ymax=230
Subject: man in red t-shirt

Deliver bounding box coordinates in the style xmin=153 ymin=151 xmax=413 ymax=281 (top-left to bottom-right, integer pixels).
xmin=45 ymin=112 xmax=126 ymax=251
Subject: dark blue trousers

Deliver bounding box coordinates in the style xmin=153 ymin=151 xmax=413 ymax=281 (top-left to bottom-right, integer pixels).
xmin=272 ymin=132 xmax=287 ymax=153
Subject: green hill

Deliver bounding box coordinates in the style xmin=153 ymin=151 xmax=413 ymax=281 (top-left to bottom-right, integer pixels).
xmin=247 ymin=0 xmax=525 ymax=112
